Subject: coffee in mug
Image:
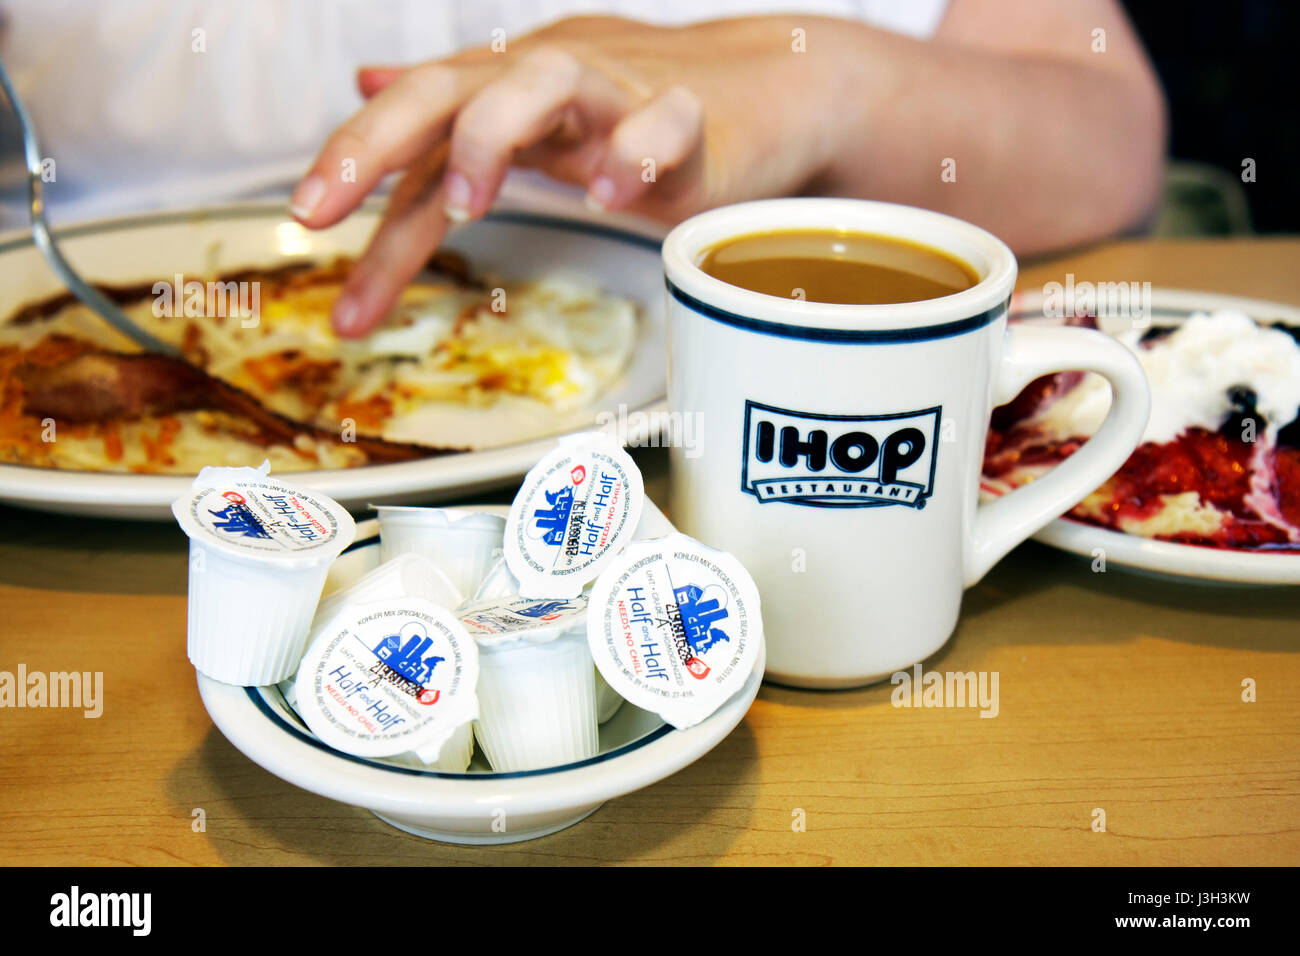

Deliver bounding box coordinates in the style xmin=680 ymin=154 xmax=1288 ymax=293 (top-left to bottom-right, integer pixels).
xmin=698 ymin=228 xmax=978 ymax=304
xmin=662 ymin=199 xmax=1150 ymax=688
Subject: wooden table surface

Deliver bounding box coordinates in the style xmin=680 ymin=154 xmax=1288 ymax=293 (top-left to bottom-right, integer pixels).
xmin=1 ymin=237 xmax=1297 ymax=866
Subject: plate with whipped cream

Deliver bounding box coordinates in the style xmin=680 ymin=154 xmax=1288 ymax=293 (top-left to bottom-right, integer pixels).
xmin=983 ymin=289 xmax=1300 ymax=584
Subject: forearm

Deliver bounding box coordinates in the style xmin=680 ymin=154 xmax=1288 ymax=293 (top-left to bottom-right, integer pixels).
xmin=810 ymin=20 xmax=1166 ymax=255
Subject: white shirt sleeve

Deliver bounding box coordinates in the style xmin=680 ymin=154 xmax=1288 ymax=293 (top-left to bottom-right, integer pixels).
xmin=0 ymin=0 xmax=948 ymax=228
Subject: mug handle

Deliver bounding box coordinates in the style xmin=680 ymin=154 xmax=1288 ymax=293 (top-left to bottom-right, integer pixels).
xmin=964 ymin=324 xmax=1152 ymax=586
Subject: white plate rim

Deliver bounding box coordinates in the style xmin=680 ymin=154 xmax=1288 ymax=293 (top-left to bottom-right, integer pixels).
xmin=992 ymin=287 xmax=1300 ymax=584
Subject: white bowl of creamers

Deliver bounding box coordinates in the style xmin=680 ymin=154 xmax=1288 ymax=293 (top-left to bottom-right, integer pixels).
xmin=184 ymin=433 xmax=766 ymax=844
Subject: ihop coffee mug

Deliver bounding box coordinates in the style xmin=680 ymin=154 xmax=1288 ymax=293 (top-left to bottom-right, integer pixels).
xmin=662 ymin=199 xmax=1151 ymax=688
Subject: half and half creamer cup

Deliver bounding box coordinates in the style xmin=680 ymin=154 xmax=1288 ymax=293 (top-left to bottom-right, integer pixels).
xmin=632 ymin=495 xmax=674 ymax=541
xmin=294 ymin=598 xmax=479 ymax=763
xmin=172 ymin=464 xmax=356 ymax=686
xmin=312 ymin=553 xmax=463 ymax=637
xmin=587 ymin=533 xmax=763 ymax=729
xmin=458 ymin=594 xmax=599 ymax=772
xmin=470 ymin=554 xmax=520 ymax=602
xmin=465 ymin=561 xmax=625 ymax=726
xmin=382 ymin=721 xmax=476 ymax=773
xmin=504 ymin=432 xmax=644 ymax=599
xmin=376 ymin=506 xmax=505 ymax=598
xmin=594 ymin=667 xmax=624 ymax=724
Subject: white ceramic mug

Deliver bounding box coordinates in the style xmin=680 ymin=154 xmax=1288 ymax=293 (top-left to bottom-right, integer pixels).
xmin=662 ymin=199 xmax=1151 ymax=688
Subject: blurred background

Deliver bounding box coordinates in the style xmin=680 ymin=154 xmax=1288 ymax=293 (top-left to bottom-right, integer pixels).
xmin=1124 ymin=0 xmax=1298 ymax=236
xmin=0 ymin=0 xmax=1295 ymax=238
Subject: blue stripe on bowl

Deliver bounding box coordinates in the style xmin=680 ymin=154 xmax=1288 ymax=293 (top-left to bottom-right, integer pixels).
xmin=247 ymin=686 xmax=674 ymax=779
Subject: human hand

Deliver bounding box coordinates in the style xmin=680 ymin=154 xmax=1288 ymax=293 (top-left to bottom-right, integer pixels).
xmin=289 ymin=16 xmax=837 ymax=336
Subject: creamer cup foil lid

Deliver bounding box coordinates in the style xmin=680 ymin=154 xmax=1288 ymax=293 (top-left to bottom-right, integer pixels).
xmin=505 ymin=432 xmax=644 ymax=598
xmin=294 ymin=598 xmax=479 ymax=761
xmin=458 ymin=594 xmax=589 ymax=649
xmin=172 ymin=463 xmax=355 ymax=568
xmin=587 ymin=533 xmax=763 ymax=729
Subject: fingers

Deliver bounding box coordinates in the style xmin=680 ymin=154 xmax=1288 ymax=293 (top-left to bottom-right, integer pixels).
xmin=290 ymin=62 xmax=488 ymax=228
xmin=357 ymin=66 xmax=406 ymax=99
xmin=440 ymin=48 xmax=588 ymax=223
xmin=330 ymin=146 xmax=451 ymax=337
xmin=305 ymin=46 xmax=703 ymax=335
xmin=584 ymin=85 xmax=703 ymax=212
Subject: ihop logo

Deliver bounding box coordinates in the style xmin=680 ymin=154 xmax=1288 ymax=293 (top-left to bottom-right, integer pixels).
xmin=741 ymin=401 xmax=940 ymax=508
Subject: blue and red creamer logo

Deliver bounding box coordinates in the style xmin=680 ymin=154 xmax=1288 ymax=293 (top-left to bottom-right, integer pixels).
xmin=529 ymin=464 xmax=588 ymax=548
xmin=208 ymin=492 xmax=271 ymax=539
xmin=374 ymin=626 xmax=445 ymax=698
xmin=531 ymin=486 xmax=575 ymax=547
xmin=674 ymin=583 xmax=731 ymax=655
xmin=671 ymin=582 xmax=732 ymax=679
xmin=515 ymin=599 xmax=577 ymax=620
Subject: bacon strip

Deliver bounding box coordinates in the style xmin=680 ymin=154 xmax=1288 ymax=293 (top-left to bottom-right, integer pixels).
xmin=16 ymin=350 xmax=458 ymax=464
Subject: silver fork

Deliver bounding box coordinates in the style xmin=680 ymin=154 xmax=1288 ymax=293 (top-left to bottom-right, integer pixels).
xmin=0 ymin=56 xmax=179 ymax=356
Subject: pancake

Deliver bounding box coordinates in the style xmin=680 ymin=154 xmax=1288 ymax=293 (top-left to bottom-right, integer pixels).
xmin=0 ymin=254 xmax=639 ymax=474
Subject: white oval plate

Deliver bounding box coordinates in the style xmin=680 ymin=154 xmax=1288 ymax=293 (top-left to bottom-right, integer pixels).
xmin=989 ymin=288 xmax=1300 ymax=585
xmin=197 ymin=516 xmax=765 ymax=844
xmin=0 ymin=201 xmax=667 ymax=519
